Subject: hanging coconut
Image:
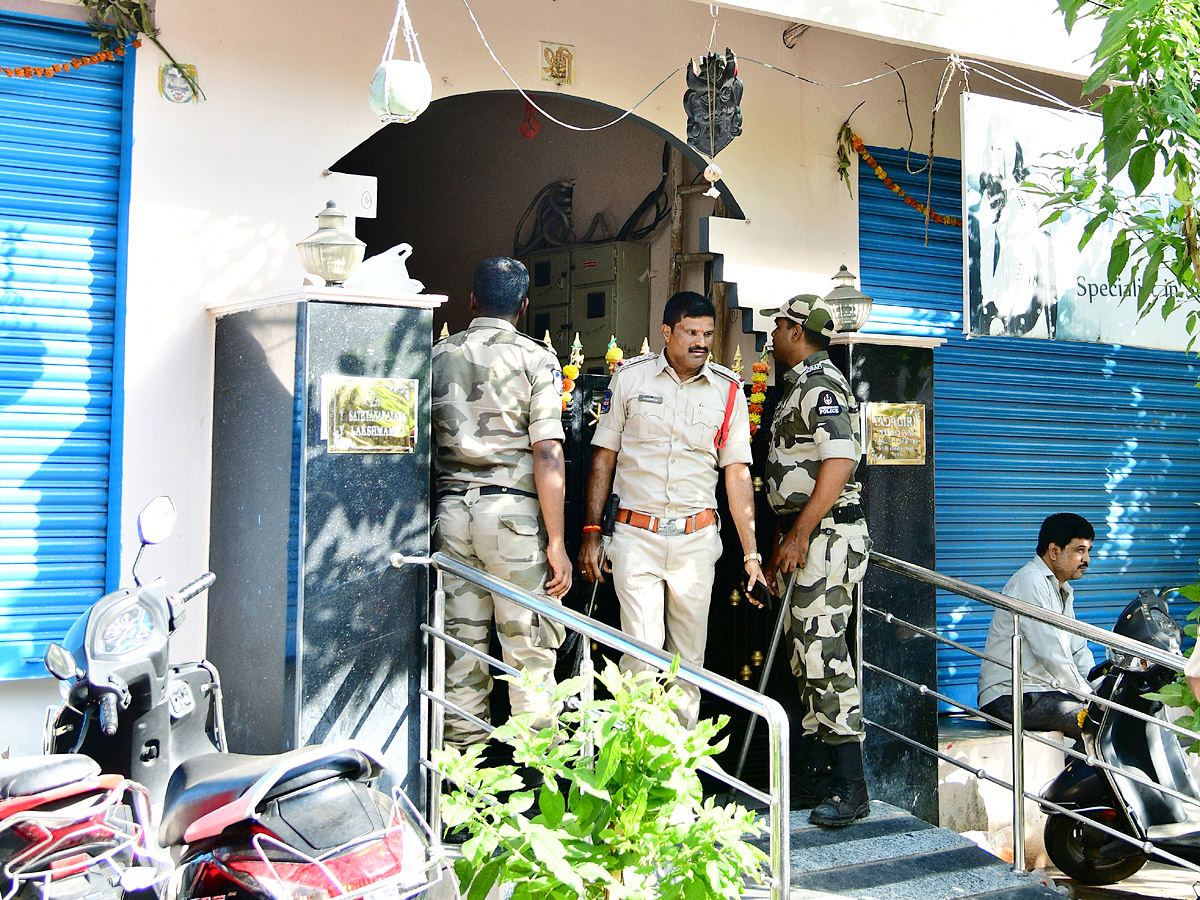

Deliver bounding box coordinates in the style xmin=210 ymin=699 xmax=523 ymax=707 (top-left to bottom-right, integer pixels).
xmin=368 ymin=59 xmax=432 ymax=124
xmin=370 ymin=0 xmax=431 ymax=125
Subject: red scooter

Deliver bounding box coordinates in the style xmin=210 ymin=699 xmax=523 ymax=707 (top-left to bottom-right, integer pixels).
xmin=40 ymin=496 xmax=446 ymax=900
xmin=0 ymin=754 xmax=163 ymax=900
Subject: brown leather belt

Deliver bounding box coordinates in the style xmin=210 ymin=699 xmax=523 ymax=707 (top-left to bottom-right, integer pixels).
xmin=615 ymin=507 xmax=715 ymax=536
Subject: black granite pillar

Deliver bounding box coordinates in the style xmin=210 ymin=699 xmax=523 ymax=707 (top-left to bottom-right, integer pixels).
xmin=830 ymin=339 xmax=939 ymax=823
xmin=208 ymin=293 xmax=434 ymax=800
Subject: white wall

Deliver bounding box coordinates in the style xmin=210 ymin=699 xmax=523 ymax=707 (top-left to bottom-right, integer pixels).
xmin=684 ymin=0 xmax=1101 ymax=79
xmin=0 ymin=0 xmax=1087 ymax=683
xmin=0 ymin=679 xmax=59 ymax=757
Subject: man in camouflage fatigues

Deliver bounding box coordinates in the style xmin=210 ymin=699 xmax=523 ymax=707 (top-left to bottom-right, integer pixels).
xmin=765 ymin=294 xmax=872 ymax=827
xmin=431 ymin=257 xmax=571 ymax=749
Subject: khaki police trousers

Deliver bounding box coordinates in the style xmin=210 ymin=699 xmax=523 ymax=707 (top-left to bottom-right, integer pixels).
xmin=609 ymin=518 xmax=722 ymax=728
xmin=433 ymin=491 xmax=563 ymax=747
xmin=778 ymin=517 xmax=871 ymax=745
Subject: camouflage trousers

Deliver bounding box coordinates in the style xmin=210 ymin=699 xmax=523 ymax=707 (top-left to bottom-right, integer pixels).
xmin=433 ymin=490 xmax=564 ymax=748
xmin=775 ymin=517 xmax=871 ymax=745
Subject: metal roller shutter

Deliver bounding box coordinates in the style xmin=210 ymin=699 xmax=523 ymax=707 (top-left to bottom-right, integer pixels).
xmin=0 ymin=12 xmax=128 ymax=678
xmin=858 ymin=145 xmax=1200 ymax=711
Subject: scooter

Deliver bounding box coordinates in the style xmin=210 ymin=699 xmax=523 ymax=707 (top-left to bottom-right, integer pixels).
xmin=41 ymin=496 xmax=446 ymax=900
xmin=0 ymin=754 xmax=160 ymax=900
xmin=1041 ymin=588 xmax=1199 ymax=885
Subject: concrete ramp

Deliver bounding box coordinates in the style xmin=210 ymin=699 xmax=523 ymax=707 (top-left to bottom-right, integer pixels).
xmin=760 ymin=801 xmax=1062 ymax=899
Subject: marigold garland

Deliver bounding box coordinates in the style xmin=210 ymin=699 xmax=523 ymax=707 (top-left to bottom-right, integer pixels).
xmin=850 ymin=134 xmax=961 ymax=228
xmin=1 ymin=38 xmax=140 ymax=78
xmin=749 ymin=353 xmax=770 ymax=436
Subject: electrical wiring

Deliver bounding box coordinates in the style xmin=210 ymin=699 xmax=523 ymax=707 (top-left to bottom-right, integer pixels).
xmin=461 ymin=0 xmax=687 ymax=132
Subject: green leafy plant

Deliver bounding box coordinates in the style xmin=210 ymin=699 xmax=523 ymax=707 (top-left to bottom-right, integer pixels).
xmin=1031 ymin=0 xmax=1200 ymax=339
xmin=1142 ymin=584 xmax=1200 ymax=753
xmin=76 ymin=0 xmax=203 ymax=99
xmin=432 ymin=659 xmax=767 ymax=900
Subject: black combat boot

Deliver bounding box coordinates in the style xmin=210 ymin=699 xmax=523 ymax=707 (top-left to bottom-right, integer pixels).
xmin=809 ymin=741 xmax=869 ymax=827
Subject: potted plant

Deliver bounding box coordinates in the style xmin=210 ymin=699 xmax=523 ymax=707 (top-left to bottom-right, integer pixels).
xmin=433 ymin=659 xmax=767 ymax=900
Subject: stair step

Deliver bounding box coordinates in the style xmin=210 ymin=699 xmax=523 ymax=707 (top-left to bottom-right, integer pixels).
xmin=756 ymin=801 xmax=1061 ymax=900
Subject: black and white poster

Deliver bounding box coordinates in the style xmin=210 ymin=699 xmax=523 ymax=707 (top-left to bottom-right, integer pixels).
xmin=962 ymin=93 xmax=1187 ymax=352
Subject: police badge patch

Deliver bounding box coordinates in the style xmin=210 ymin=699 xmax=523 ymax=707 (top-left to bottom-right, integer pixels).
xmin=816 ymin=390 xmax=841 ymax=416
xmin=554 ymin=369 xmax=564 ymax=395
xmin=600 ymin=389 xmax=612 ymax=414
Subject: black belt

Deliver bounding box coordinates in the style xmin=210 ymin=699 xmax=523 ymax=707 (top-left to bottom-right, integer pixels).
xmin=440 ymin=485 xmax=538 ymax=499
xmin=778 ymin=504 xmax=863 ymax=533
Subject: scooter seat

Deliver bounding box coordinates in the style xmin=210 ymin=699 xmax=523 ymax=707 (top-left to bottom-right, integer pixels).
xmin=0 ymin=754 xmax=101 ymax=799
xmin=160 ymin=745 xmax=374 ymax=847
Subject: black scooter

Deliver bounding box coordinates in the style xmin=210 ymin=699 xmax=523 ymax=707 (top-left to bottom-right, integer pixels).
xmin=1041 ymin=589 xmax=1199 ymax=885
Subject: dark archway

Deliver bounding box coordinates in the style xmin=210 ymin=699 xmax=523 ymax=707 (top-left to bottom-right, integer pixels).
xmin=332 ymin=91 xmax=742 ymax=335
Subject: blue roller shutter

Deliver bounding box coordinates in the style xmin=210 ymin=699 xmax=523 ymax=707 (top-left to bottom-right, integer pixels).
xmin=0 ymin=12 xmax=129 ymax=679
xmin=858 ymin=145 xmax=1200 ymax=711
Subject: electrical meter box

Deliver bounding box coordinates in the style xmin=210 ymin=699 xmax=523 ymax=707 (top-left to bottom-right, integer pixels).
xmin=521 ymin=241 xmax=650 ymax=373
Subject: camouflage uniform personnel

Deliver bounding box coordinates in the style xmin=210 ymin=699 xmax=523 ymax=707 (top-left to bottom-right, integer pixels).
xmin=431 ymin=316 xmax=565 ymax=747
xmin=592 ymin=351 xmax=751 ymax=727
xmin=766 ymin=350 xmax=871 ymax=745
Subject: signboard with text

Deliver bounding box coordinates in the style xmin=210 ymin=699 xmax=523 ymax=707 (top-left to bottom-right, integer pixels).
xmin=962 ymin=93 xmax=1187 ymax=352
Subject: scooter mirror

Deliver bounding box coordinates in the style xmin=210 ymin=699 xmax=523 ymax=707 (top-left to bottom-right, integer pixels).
xmin=137 ymin=495 xmax=176 ymax=546
xmin=44 ymin=642 xmax=79 ymax=680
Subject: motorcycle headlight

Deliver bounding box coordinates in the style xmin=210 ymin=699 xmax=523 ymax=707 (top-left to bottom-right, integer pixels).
xmin=94 ymin=601 xmax=157 ymax=656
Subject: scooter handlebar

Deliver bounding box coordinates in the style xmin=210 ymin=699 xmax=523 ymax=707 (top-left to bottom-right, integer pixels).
xmin=173 ymin=572 xmax=216 ymax=604
xmin=99 ymin=692 xmax=118 ymax=736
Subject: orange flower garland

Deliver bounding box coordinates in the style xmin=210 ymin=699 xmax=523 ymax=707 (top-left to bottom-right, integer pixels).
xmin=850 ymin=134 xmax=961 ymax=228
xmin=1 ymin=38 xmax=140 ymax=78
xmin=749 ymin=351 xmax=769 ymax=436
xmin=561 ymin=364 xmax=578 ymax=412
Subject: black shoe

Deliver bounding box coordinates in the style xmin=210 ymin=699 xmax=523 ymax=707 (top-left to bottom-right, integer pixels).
xmin=808 ymin=778 xmax=869 ymax=827
xmin=793 ymin=772 xmax=834 ymax=810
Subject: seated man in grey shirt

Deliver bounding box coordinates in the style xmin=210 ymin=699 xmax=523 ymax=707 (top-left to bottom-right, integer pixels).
xmin=977 ymin=513 xmax=1096 ymax=741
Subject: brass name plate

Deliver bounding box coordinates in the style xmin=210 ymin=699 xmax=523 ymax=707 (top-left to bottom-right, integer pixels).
xmin=865 ymin=402 xmax=925 ymax=466
xmin=324 ymin=376 xmax=419 ymax=454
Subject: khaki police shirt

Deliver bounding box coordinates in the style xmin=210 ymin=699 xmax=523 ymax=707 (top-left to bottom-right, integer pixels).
xmin=591 ymin=352 xmax=751 ymax=517
xmin=765 ymin=351 xmax=862 ymax=515
xmin=431 ymin=316 xmax=564 ymax=495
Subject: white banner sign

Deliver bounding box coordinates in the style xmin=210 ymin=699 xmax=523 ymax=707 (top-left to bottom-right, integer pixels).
xmin=961 ymin=93 xmax=1187 ymax=352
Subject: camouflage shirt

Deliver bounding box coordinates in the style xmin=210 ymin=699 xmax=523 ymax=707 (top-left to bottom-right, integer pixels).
xmin=432 ymin=317 xmax=564 ymax=495
xmin=765 ymin=351 xmax=862 ymax=515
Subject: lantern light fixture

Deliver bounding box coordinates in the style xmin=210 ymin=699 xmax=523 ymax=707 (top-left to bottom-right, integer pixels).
xmin=823 ymin=264 xmax=874 ymax=333
xmin=296 ymin=201 xmax=366 ymax=286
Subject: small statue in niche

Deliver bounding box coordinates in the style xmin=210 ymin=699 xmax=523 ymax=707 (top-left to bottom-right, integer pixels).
xmin=683 ymin=48 xmax=744 ymax=159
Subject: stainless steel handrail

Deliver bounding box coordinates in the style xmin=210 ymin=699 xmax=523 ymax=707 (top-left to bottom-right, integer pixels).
xmin=866 ymin=549 xmax=1198 ymax=878
xmin=394 ymin=551 xmax=792 ymax=900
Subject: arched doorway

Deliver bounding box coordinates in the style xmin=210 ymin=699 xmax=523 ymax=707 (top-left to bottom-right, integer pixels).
xmin=331 ymin=91 xmax=744 ymax=354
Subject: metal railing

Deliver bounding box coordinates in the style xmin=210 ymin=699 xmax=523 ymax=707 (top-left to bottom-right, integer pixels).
xmin=393 ymin=551 xmax=792 ymax=900
xmin=866 ymin=550 xmax=1200 ymax=876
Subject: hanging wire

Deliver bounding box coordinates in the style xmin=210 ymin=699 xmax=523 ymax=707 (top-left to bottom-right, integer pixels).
xmin=708 ymin=4 xmax=720 ymax=53
xmin=461 ymin=0 xmax=686 ymax=132
xmin=381 ymin=0 xmax=424 ymax=65
xmin=458 ymin=0 xmax=1093 ymax=139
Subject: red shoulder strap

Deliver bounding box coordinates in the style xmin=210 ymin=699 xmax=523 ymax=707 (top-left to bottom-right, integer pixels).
xmin=714 ymin=379 xmax=739 ymax=449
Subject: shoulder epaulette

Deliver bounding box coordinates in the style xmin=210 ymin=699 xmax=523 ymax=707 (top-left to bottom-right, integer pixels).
xmin=616 ymin=353 xmax=655 ymax=369
xmin=708 ymin=361 xmax=743 ymax=385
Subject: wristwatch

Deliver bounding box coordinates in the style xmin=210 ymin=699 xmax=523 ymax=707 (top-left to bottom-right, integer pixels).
xmin=743 ymin=552 xmax=762 ymax=563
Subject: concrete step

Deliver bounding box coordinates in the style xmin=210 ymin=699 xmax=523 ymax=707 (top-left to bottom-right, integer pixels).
xmin=760 ymin=800 xmax=1062 ymax=899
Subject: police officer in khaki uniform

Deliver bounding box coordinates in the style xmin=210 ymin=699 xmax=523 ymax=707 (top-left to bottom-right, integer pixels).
xmin=580 ymin=291 xmax=767 ymax=728
xmin=765 ymin=294 xmax=872 ymax=827
xmin=431 ymin=256 xmax=572 ymax=749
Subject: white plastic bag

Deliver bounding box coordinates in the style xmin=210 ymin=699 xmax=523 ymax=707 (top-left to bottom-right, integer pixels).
xmin=342 ymin=243 xmax=425 ymax=295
